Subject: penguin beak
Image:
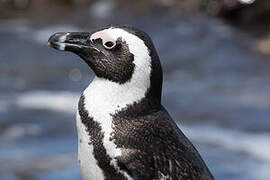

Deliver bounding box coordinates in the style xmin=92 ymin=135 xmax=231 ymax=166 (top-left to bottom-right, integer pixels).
xmin=48 ymin=32 xmax=99 ymax=56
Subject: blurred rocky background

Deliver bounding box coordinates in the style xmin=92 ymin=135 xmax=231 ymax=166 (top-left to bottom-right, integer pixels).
xmin=1 ymin=0 xmax=270 ymax=54
xmin=1 ymin=0 xmax=270 ymax=180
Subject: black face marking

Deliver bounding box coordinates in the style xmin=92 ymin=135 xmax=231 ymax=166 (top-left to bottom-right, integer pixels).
xmin=48 ymin=31 xmax=135 ymax=84
xmin=78 ymin=95 xmax=127 ymax=180
xmin=89 ymin=38 xmax=135 ymax=84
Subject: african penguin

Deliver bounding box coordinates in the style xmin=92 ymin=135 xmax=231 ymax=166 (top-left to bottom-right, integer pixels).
xmin=48 ymin=25 xmax=214 ymax=180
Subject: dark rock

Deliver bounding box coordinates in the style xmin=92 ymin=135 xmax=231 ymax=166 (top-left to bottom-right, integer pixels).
xmin=208 ymin=0 xmax=270 ymax=24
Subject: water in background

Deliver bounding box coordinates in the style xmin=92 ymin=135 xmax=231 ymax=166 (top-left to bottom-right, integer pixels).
xmin=1 ymin=1 xmax=270 ymax=180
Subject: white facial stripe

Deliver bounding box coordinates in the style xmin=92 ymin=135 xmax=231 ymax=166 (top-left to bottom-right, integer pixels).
xmin=81 ymin=27 xmax=151 ymax=180
xmin=90 ymin=31 xmax=115 ymax=44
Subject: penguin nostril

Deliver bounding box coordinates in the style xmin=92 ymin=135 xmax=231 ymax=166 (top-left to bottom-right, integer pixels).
xmin=67 ymin=39 xmax=79 ymax=43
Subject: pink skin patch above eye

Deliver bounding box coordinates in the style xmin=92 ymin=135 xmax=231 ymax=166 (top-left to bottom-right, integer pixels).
xmin=90 ymin=31 xmax=115 ymax=44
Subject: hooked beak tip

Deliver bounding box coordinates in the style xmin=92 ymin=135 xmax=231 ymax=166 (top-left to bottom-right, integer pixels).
xmin=48 ymin=32 xmax=69 ymax=51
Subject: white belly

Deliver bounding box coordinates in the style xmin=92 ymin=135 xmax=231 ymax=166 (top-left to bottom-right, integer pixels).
xmin=76 ymin=111 xmax=105 ymax=180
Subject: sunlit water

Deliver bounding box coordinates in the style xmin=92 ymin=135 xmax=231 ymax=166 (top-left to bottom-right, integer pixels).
xmin=1 ymin=3 xmax=270 ymax=179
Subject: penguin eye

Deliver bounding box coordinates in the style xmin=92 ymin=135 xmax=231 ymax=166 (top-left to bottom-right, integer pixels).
xmin=103 ymin=41 xmax=116 ymax=49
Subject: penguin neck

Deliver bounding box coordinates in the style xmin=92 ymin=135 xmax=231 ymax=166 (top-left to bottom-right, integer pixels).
xmin=83 ymin=76 xmax=152 ymax=114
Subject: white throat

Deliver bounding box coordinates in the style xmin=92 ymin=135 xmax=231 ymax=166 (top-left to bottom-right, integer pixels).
xmin=84 ymin=76 xmax=148 ymax=110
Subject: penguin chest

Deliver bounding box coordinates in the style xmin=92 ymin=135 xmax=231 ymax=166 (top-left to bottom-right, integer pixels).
xmin=76 ymin=94 xmax=134 ymax=180
xmin=76 ymin=111 xmax=105 ymax=180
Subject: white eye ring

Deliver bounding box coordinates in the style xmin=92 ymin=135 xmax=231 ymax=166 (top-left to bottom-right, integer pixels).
xmin=103 ymin=40 xmax=116 ymax=49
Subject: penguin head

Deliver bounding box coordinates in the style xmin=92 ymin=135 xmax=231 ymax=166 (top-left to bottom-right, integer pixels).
xmin=48 ymin=26 xmax=162 ymax=104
